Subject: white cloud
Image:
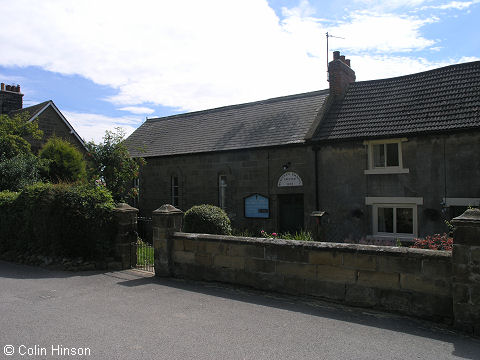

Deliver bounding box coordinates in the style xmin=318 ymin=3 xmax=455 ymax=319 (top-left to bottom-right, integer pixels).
xmin=63 ymin=111 xmax=139 ymax=143
xmin=422 ymin=0 xmax=479 ymax=10
xmin=0 ymin=0 xmax=475 ymax=130
xmin=353 ymin=0 xmax=430 ymax=11
xmin=118 ymin=106 xmax=155 ymax=115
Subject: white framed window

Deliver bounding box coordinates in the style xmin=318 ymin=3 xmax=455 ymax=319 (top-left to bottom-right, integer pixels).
xmin=366 ymin=197 xmax=423 ymax=239
xmin=171 ymin=175 xmax=179 ymax=207
xmin=219 ymin=175 xmax=227 ymax=210
xmin=364 ymin=138 xmax=409 ymax=174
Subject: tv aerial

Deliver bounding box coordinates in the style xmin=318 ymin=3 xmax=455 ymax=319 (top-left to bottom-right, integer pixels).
xmin=326 ymin=32 xmax=345 ymax=72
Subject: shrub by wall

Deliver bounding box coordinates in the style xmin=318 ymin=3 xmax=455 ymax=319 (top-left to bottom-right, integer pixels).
xmin=0 ymin=183 xmax=115 ymax=260
xmin=184 ymin=204 xmax=232 ymax=235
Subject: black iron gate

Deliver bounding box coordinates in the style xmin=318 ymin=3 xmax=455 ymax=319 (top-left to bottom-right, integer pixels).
xmin=130 ymin=217 xmax=154 ymax=272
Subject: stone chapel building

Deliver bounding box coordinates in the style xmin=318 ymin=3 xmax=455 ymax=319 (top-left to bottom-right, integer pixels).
xmin=126 ymin=53 xmax=480 ymax=242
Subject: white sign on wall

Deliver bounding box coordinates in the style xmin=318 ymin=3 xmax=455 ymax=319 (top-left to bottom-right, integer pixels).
xmin=277 ymin=172 xmax=303 ymax=187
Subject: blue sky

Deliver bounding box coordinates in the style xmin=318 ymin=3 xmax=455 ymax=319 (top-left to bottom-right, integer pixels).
xmin=0 ymin=0 xmax=478 ymax=142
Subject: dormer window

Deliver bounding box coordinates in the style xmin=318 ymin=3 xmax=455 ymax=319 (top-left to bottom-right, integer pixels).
xmin=364 ymin=138 xmax=409 ymax=174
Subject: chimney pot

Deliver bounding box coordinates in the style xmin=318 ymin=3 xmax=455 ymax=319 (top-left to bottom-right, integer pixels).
xmin=328 ymin=51 xmax=356 ymax=97
xmin=0 ymin=82 xmax=23 ymax=114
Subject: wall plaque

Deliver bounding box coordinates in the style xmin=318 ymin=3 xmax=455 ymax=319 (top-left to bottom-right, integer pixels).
xmin=244 ymin=194 xmax=269 ymax=218
xmin=277 ymin=172 xmax=303 ymax=187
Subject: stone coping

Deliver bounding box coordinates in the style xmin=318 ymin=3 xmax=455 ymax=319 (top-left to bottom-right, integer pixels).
xmin=173 ymin=232 xmax=451 ymax=259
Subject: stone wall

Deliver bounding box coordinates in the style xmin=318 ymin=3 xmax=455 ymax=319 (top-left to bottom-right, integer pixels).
xmin=163 ymin=232 xmax=453 ymax=322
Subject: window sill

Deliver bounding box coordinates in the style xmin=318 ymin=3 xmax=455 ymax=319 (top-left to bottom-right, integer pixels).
xmin=367 ymin=234 xmax=415 ymax=242
xmin=364 ymin=168 xmax=410 ymax=175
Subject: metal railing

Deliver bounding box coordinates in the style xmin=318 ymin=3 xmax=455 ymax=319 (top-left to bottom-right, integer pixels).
xmin=137 ymin=216 xmax=153 ymax=243
xmin=130 ymin=240 xmax=154 ymax=272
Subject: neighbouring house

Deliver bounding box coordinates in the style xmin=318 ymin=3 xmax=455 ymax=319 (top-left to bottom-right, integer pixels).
xmin=310 ymin=53 xmax=480 ymax=242
xmin=126 ymin=52 xmax=480 ymax=241
xmin=0 ymin=83 xmax=85 ymax=153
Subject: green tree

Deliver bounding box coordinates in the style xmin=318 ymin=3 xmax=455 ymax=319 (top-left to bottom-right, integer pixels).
xmin=0 ymin=113 xmax=43 ymax=158
xmin=39 ymin=136 xmax=87 ymax=182
xmin=0 ymin=153 xmax=47 ymax=191
xmin=86 ymin=128 xmax=145 ymax=203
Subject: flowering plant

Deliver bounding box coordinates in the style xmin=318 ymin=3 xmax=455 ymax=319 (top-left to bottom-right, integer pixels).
xmin=260 ymin=230 xmax=278 ymax=238
xmin=410 ymin=233 xmax=453 ymax=251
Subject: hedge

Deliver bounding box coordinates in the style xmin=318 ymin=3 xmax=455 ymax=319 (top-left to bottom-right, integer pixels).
xmin=183 ymin=204 xmax=232 ymax=235
xmin=0 ymin=183 xmax=116 ymax=260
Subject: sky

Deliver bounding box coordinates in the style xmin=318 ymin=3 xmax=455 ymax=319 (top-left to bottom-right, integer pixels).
xmin=0 ymin=0 xmax=478 ymax=143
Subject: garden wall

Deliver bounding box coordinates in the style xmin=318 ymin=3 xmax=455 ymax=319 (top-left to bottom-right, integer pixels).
xmin=169 ymin=233 xmax=453 ymax=322
xmin=153 ymin=206 xmax=480 ymax=335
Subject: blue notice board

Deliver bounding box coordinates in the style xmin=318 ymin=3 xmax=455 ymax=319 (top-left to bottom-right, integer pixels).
xmin=244 ymin=194 xmax=269 ymax=218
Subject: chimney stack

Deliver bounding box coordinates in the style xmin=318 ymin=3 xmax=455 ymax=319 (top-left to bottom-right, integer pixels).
xmin=0 ymin=82 xmax=24 ymax=115
xmin=328 ymin=51 xmax=355 ymax=97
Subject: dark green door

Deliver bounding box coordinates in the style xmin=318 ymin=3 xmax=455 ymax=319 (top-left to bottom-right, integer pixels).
xmin=278 ymin=194 xmax=304 ymax=233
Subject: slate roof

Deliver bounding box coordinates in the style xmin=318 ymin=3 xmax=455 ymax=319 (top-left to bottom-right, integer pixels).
xmin=126 ymin=90 xmax=329 ymax=158
xmin=9 ymin=100 xmax=86 ymax=147
xmin=313 ymin=60 xmax=480 ymax=141
xmin=9 ymin=100 xmax=50 ymax=118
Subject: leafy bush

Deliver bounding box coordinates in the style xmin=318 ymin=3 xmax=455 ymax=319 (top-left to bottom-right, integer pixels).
xmin=0 ymin=183 xmax=115 ymax=259
xmin=410 ymin=233 xmax=453 ymax=251
xmin=39 ymin=136 xmax=86 ymax=182
xmin=0 ymin=191 xmax=20 ymax=251
xmin=0 ymin=154 xmax=47 ymax=191
xmin=184 ymin=204 xmax=232 ymax=235
xmin=0 ymin=113 xmax=43 ymax=159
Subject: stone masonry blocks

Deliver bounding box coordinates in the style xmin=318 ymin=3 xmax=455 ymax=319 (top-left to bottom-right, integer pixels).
xmin=213 ymin=255 xmax=245 ymax=270
xmin=276 ymin=262 xmax=316 ymax=280
xmin=400 ymin=274 xmax=451 ymax=296
xmin=317 ymin=265 xmax=356 ymax=284
xmin=342 ymin=253 xmax=377 ymax=271
xmin=309 ymin=250 xmax=342 ymax=266
xmin=163 ymin=232 xmax=457 ymax=327
xmin=357 ymin=271 xmax=400 ymax=290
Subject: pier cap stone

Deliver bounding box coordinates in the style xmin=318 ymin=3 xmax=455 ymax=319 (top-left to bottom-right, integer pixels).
xmin=451 ymin=208 xmax=480 ymax=226
xmin=114 ymin=203 xmax=139 ymax=213
xmin=153 ymin=204 xmax=183 ymax=215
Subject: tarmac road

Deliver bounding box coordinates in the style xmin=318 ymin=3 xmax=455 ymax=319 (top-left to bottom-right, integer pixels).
xmin=1 ymin=260 xmax=479 ymax=360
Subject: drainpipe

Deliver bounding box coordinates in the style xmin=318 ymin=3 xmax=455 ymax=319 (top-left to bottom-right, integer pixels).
xmin=314 ymin=147 xmax=319 ymax=210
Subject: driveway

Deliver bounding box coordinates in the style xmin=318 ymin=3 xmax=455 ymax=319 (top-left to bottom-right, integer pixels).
xmin=1 ymin=261 xmax=479 ymax=360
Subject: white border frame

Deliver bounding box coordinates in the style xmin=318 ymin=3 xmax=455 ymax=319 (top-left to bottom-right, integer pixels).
xmin=372 ymin=204 xmax=417 ymax=238
xmin=366 ymin=196 xmax=423 ymax=239
xmin=443 ymin=198 xmax=480 ymax=207
xmin=363 ymin=138 xmax=409 ymax=175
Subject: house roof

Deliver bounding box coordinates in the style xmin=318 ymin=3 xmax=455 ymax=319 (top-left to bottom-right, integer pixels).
xmin=10 ymin=100 xmax=86 ymax=147
xmin=312 ymin=60 xmax=480 ymax=141
xmin=126 ymin=90 xmax=329 ymax=158
xmin=10 ymin=100 xmax=51 ymax=119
